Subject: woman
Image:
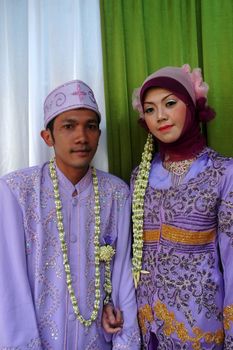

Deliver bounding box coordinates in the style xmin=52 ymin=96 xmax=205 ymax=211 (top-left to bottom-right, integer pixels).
xmin=131 ymin=64 xmax=233 ymax=349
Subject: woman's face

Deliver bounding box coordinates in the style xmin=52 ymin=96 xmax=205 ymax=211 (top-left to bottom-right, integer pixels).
xmin=143 ymin=87 xmax=187 ymax=143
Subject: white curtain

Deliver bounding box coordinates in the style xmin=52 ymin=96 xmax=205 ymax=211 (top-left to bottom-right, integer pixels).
xmin=0 ymin=0 xmax=108 ymax=176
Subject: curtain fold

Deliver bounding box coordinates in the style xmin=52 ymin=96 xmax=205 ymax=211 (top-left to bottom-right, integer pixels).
xmin=100 ymin=0 xmax=233 ymax=182
xmin=0 ymin=0 xmax=108 ymax=176
xmin=0 ymin=0 xmax=29 ymax=173
xmin=201 ymin=0 xmax=233 ymax=154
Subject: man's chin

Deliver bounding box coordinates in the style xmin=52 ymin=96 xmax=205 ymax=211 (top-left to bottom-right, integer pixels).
xmin=71 ymin=160 xmax=92 ymax=170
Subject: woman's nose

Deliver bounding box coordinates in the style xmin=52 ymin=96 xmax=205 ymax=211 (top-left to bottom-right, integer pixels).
xmin=157 ymin=107 xmax=168 ymax=121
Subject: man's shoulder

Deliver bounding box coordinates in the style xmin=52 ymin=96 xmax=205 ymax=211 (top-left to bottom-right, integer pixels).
xmin=0 ymin=163 xmax=48 ymax=192
xmin=95 ymin=169 xmax=130 ymax=196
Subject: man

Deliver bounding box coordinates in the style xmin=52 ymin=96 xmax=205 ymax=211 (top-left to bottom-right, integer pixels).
xmin=0 ymin=80 xmax=140 ymax=349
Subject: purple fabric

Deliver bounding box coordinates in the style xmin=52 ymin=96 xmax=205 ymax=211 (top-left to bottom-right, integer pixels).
xmin=44 ymin=80 xmax=101 ymax=128
xmin=0 ymin=163 xmax=140 ymax=349
xmin=140 ymin=77 xmax=195 ymax=108
xmin=140 ymin=66 xmax=196 ymax=105
xmin=148 ymin=332 xmax=158 ymax=350
xmin=131 ymin=148 xmax=233 ymax=349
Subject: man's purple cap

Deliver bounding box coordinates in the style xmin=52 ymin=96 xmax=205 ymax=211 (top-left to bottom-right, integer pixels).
xmin=44 ymin=80 xmax=101 ymax=128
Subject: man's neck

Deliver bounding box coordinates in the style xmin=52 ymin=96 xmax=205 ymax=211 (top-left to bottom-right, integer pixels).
xmin=55 ymin=161 xmax=89 ymax=185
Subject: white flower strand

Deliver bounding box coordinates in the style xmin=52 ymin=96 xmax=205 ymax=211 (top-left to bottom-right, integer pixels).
xmin=49 ymin=159 xmax=114 ymax=326
xmin=132 ymin=133 xmax=153 ymax=288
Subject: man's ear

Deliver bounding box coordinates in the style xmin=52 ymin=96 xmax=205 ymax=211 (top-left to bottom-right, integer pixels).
xmin=40 ymin=129 xmax=54 ymax=147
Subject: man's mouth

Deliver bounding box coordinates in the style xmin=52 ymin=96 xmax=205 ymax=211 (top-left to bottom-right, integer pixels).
xmin=70 ymin=148 xmax=91 ymax=154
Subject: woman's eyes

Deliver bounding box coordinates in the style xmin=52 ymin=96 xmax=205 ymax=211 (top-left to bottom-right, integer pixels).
xmin=144 ymin=100 xmax=177 ymax=113
xmin=166 ymin=99 xmax=177 ymax=107
xmin=144 ymin=107 xmax=154 ymax=114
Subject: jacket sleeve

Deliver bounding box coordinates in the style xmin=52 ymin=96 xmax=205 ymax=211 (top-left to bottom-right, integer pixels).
xmin=0 ymin=179 xmax=42 ymax=349
xmin=110 ymin=189 xmax=141 ymax=350
xmin=217 ymin=162 xmax=233 ymax=347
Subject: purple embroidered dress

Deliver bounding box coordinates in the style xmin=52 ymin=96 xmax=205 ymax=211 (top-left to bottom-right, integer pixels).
xmin=131 ymin=148 xmax=233 ymax=349
xmin=0 ymin=162 xmax=140 ymax=349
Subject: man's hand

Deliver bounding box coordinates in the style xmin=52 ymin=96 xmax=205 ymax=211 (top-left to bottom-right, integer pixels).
xmin=102 ymin=304 xmax=124 ymax=334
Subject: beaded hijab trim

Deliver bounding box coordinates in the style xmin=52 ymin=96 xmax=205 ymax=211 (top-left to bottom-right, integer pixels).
xmin=49 ymin=158 xmax=115 ymax=326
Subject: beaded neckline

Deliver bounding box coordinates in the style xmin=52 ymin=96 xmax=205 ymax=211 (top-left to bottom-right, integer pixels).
xmin=163 ymin=158 xmax=196 ymax=186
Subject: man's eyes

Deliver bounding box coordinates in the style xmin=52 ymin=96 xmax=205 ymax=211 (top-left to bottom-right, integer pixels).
xmin=62 ymin=123 xmax=98 ymax=130
xmin=63 ymin=124 xmax=74 ymax=129
xmin=87 ymin=123 xmax=98 ymax=130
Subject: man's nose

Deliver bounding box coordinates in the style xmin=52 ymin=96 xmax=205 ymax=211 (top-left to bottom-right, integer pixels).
xmin=74 ymin=126 xmax=87 ymax=142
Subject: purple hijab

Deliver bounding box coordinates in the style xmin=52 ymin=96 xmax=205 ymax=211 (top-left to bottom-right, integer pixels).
xmin=133 ymin=65 xmax=215 ymax=161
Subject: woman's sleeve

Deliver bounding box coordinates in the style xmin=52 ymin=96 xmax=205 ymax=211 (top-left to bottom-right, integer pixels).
xmin=217 ymin=162 xmax=233 ymax=346
xmin=0 ymin=179 xmax=41 ymax=349
xmin=111 ymin=189 xmax=141 ymax=350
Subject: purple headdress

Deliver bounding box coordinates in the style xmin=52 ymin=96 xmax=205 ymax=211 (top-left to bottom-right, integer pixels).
xmin=132 ymin=64 xmax=216 ymax=160
xmin=132 ymin=64 xmax=215 ymax=123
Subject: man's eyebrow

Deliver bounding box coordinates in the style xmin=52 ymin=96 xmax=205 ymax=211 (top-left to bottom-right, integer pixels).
xmin=61 ymin=117 xmax=99 ymax=124
xmin=87 ymin=119 xmax=98 ymax=123
xmin=61 ymin=118 xmax=76 ymax=123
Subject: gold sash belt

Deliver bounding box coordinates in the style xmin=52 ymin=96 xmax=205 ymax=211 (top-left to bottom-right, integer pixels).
xmin=143 ymin=224 xmax=215 ymax=245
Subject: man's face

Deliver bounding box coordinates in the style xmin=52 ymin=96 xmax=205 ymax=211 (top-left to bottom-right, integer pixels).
xmin=41 ymin=108 xmax=101 ymax=183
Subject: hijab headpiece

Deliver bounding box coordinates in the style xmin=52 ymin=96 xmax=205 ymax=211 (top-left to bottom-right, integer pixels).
xmin=132 ymin=64 xmax=215 ymax=160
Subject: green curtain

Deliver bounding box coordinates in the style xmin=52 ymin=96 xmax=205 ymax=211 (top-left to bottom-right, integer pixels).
xmin=100 ymin=0 xmax=233 ymax=182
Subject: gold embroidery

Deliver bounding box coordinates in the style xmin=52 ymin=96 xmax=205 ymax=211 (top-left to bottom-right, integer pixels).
xmin=162 ymin=224 xmax=215 ymax=245
xmin=223 ymin=304 xmax=233 ymax=330
xmin=138 ymin=304 xmax=153 ymax=335
xmin=139 ymin=302 xmax=224 ymax=348
xmin=143 ymin=225 xmax=215 ymax=245
xmin=154 ymin=301 xmax=224 ymax=348
xmin=143 ymin=230 xmax=160 ymax=242
xmin=176 ymin=321 xmax=189 ymax=342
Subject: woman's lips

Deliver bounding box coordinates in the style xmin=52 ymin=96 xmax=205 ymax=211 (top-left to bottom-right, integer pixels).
xmin=158 ymin=125 xmax=173 ymax=132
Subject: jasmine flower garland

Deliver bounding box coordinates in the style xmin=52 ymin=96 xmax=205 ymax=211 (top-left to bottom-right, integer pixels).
xmin=99 ymin=245 xmax=115 ymax=305
xmin=132 ymin=133 xmax=153 ymax=288
xmin=49 ymin=158 xmax=115 ymax=326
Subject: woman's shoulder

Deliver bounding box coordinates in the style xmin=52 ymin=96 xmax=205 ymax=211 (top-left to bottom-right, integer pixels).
xmin=206 ymin=147 xmax=233 ymax=168
xmin=205 ymin=148 xmax=233 ymax=193
xmin=131 ymin=153 xmax=160 ymax=176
